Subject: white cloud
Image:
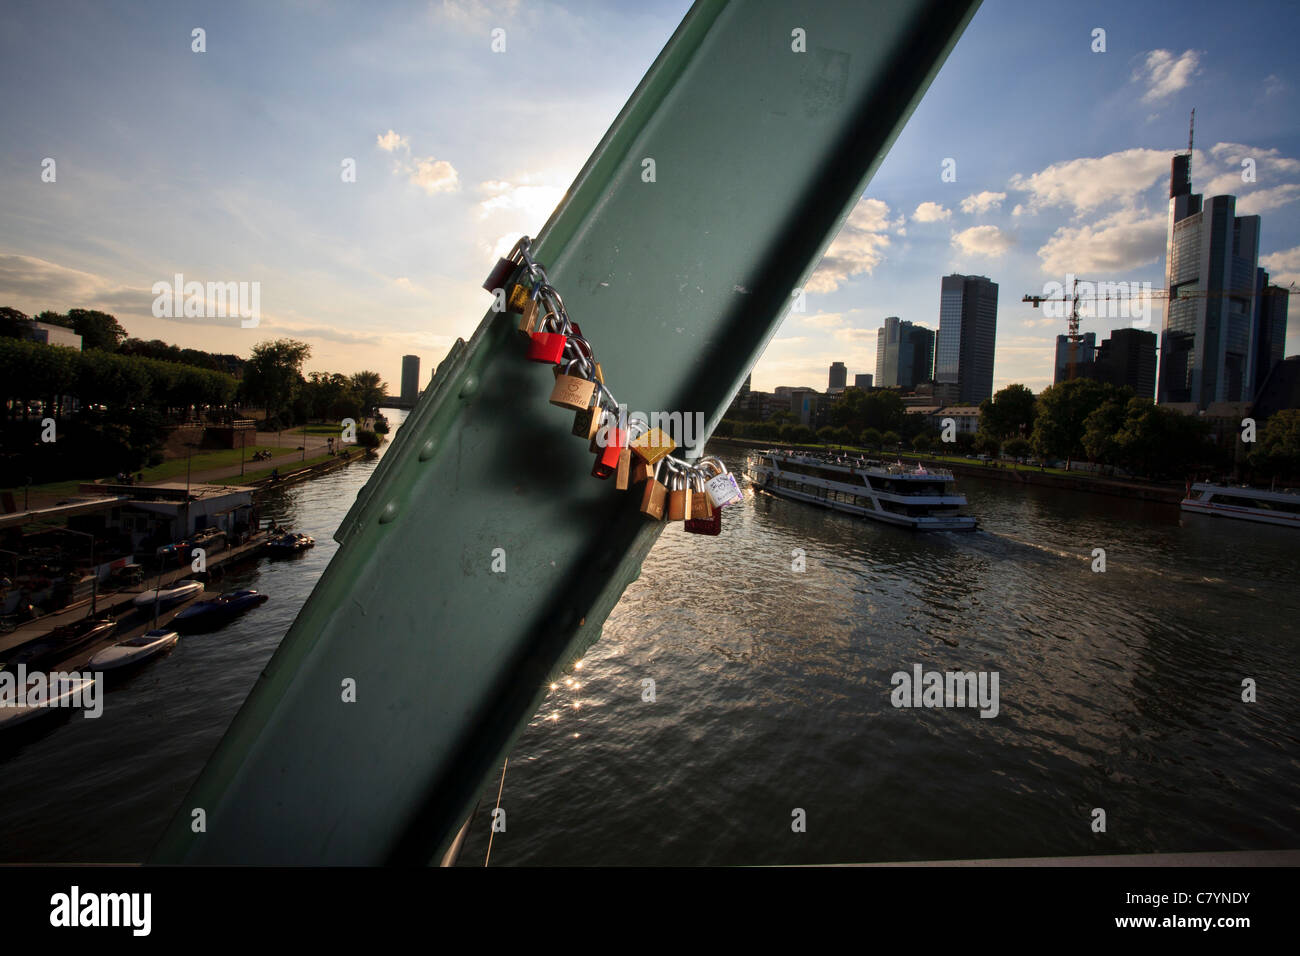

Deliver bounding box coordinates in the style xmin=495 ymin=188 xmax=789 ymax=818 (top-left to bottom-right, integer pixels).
xmin=1134 ymin=49 xmax=1200 ymax=103
xmin=478 ymin=178 xmax=565 ymax=223
xmin=1009 ymin=148 xmax=1170 ymax=215
xmin=798 ymin=312 xmax=845 ymax=330
xmin=960 ymin=191 xmax=1006 ymax=215
xmin=806 ymin=197 xmax=898 ymax=293
xmin=1264 ymin=74 xmax=1286 ymax=97
xmin=376 ymin=129 xmax=409 ymax=153
xmin=1035 ymin=208 xmax=1166 ymax=275
xmin=409 ymin=157 xmax=459 ymax=195
xmin=951 ymin=225 xmax=1014 ymax=258
xmin=912 ymin=201 xmax=951 ymax=223
xmin=1261 ymin=245 xmax=1300 ymax=287
xmin=1234 ymin=183 xmax=1300 ymax=215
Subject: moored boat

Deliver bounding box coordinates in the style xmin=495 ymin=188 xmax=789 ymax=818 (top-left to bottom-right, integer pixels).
xmin=745 ymin=449 xmax=977 ymax=530
xmin=0 ymin=676 xmax=97 ymax=731
xmin=132 ymin=579 xmax=205 ymax=610
xmin=89 ymin=629 xmax=180 ymax=671
xmin=1 ymin=616 xmax=116 ymax=673
xmin=1180 ymin=482 xmax=1300 ymax=528
xmin=172 ymin=590 xmax=268 ymax=631
xmin=266 ymin=532 xmax=314 ymax=556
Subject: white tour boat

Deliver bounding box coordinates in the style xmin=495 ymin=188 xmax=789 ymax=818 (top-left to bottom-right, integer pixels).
xmin=1180 ymin=482 xmax=1300 ymax=528
xmin=745 ymin=449 xmax=977 ymax=530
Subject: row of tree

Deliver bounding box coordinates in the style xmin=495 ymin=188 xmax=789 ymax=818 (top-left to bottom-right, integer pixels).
xmin=240 ymin=339 xmax=386 ymax=430
xmin=720 ymin=378 xmax=1300 ymax=482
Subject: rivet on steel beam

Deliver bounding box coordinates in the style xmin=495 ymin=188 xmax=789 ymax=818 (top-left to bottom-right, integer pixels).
xmin=458 ymin=375 xmax=479 ymax=400
xmin=378 ymin=501 xmax=400 ymax=524
xmin=418 ymin=439 xmax=436 ymax=462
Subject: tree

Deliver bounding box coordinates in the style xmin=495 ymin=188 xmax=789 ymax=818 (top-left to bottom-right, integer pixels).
xmin=1249 ymin=409 xmax=1300 ymax=481
xmin=37 ymin=309 xmax=128 ymax=351
xmin=243 ymin=339 xmax=311 ymax=426
xmin=1081 ymin=397 xmax=1129 ymax=465
xmin=1113 ymin=400 xmax=1209 ymax=479
xmin=881 ymin=430 xmax=901 ymax=449
xmin=350 ymin=370 xmax=387 ymax=415
xmin=0 ymin=307 xmax=30 ymax=338
xmin=912 ymin=434 xmax=933 ymax=454
xmin=1002 ymin=437 xmax=1032 ymax=459
xmin=974 ymin=432 xmax=1000 ymax=457
xmin=979 ymin=383 xmax=1037 ymax=440
xmin=860 ymin=427 xmax=882 ymax=449
xmin=1031 ymin=378 xmax=1131 ymax=465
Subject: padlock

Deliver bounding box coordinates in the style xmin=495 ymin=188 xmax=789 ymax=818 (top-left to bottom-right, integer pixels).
xmin=526 ymin=331 xmax=566 ymax=364
xmin=665 ymin=468 xmax=688 ymax=521
xmin=572 ymin=399 xmax=602 ymax=442
xmin=629 ymin=457 xmax=652 ymax=485
xmin=590 ymin=410 xmax=621 ymax=452
xmin=518 ymin=294 xmax=541 ymax=338
xmin=508 ymin=282 xmax=531 ymax=313
xmin=482 ymin=256 xmax=517 ymax=293
xmin=591 ymin=427 xmax=626 ymax=479
xmin=638 ymin=459 xmax=667 ymax=520
xmin=684 ymin=470 xmax=721 ymax=535
xmin=592 ymin=363 xmax=604 ymax=385
xmin=702 ymin=457 xmax=743 ymax=508
xmin=629 ymin=426 xmax=677 ymax=466
xmin=615 ymin=445 xmax=632 ymax=490
xmin=550 ymin=366 xmax=596 ymax=412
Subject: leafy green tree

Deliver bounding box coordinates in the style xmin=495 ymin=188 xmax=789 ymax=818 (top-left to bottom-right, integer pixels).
xmin=912 ymin=434 xmax=933 ymax=454
xmin=350 ymin=370 xmax=387 ymax=415
xmin=979 ymin=383 xmax=1037 ymax=440
xmin=881 ymin=430 xmax=901 ymax=449
xmin=1113 ymin=400 xmax=1208 ymax=479
xmin=0 ymin=307 xmax=30 ymax=338
xmin=974 ymin=432 xmax=1000 ymax=456
xmin=1002 ymin=437 xmax=1032 ymax=459
xmin=1031 ymin=379 xmax=1131 ymax=465
xmin=860 ymin=427 xmax=882 ymax=449
xmin=243 ymin=339 xmax=311 ymax=426
xmin=1081 ymin=397 xmax=1129 ymax=464
xmin=1247 ymin=408 xmax=1300 ymax=480
xmin=37 ymin=309 xmax=128 ymax=351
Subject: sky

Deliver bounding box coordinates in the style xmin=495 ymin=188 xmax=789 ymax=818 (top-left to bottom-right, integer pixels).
xmin=1 ymin=0 xmax=1298 ymax=396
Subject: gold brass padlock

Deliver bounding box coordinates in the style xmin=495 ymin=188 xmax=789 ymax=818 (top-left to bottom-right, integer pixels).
xmin=630 ymin=457 xmax=652 ymax=485
xmin=615 ymin=446 xmax=632 ymax=490
xmin=550 ymin=369 xmax=596 ymax=412
xmin=638 ymin=460 xmax=667 ymax=520
xmin=517 ymin=295 xmax=540 ymax=338
xmin=508 ymin=282 xmax=531 ymax=313
xmin=666 ymin=469 xmax=688 ymax=521
xmin=572 ymin=400 xmax=601 ymax=442
xmin=629 ymin=426 xmax=676 ymax=466
xmin=592 ymin=363 xmax=604 ymax=385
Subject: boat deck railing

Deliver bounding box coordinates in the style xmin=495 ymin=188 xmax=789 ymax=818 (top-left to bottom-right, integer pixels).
xmin=752 ymin=450 xmax=954 ymax=481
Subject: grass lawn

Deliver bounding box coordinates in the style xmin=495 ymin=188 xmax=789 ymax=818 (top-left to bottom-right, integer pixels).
xmin=218 ymin=451 xmax=356 ymax=485
xmin=137 ymin=445 xmax=287 ymax=482
xmin=292 ymin=423 xmax=354 ymax=436
xmin=0 ymin=479 xmax=86 ymax=504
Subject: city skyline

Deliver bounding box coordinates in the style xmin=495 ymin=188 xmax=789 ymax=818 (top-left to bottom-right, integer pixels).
xmin=0 ymin=1 xmax=1297 ymax=395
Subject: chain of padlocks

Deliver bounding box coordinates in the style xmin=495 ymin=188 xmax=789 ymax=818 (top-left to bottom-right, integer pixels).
xmin=483 ymin=237 xmax=743 ymax=534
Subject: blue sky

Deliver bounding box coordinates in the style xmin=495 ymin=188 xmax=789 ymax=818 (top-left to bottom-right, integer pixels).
xmin=1 ymin=0 xmax=1297 ymax=395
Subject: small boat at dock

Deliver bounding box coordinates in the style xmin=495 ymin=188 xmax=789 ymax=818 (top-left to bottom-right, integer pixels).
xmin=132 ymin=579 xmax=205 ymax=610
xmin=1 ymin=616 xmax=116 ymax=673
xmin=89 ymin=629 xmax=180 ymax=671
xmin=266 ymin=532 xmax=314 ymax=556
xmin=172 ymin=590 xmax=268 ymax=632
xmin=0 ymin=676 xmax=97 ymax=730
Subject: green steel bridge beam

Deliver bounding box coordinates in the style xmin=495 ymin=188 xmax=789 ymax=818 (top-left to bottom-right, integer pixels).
xmin=151 ymin=0 xmax=982 ymax=865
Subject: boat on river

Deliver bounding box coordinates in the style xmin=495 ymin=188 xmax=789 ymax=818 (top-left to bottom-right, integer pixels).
xmin=1180 ymin=482 xmax=1300 ymax=528
xmin=89 ymin=629 xmax=180 ymax=671
xmin=0 ymin=676 xmax=97 ymax=731
xmin=266 ymin=532 xmax=314 ymax=556
xmin=132 ymin=579 xmax=205 ymax=610
xmin=745 ymin=449 xmax=977 ymax=530
xmin=173 ymin=590 xmax=268 ymax=632
xmin=1 ymin=616 xmax=116 ymax=673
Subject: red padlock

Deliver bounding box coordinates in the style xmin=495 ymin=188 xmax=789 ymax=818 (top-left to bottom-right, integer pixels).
xmin=591 ymin=427 xmax=626 ymax=479
xmin=526 ymin=331 xmax=567 ymax=364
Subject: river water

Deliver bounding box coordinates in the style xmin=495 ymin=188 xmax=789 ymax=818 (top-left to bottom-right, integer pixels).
xmin=1 ymin=413 xmax=1297 ymax=864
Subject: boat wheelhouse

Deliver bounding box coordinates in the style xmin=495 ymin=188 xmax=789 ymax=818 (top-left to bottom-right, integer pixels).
xmin=745 ymin=450 xmax=977 ymax=531
xmin=1180 ymin=482 xmax=1300 ymax=528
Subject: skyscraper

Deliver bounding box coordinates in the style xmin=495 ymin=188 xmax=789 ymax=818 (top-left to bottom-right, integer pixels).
xmin=1092 ymin=328 xmax=1157 ymax=400
xmin=1158 ymin=154 xmax=1261 ymax=407
xmin=875 ymin=317 xmax=934 ymax=390
xmin=935 ymin=274 xmax=998 ymax=404
xmin=1254 ymin=269 xmax=1289 ymax=400
xmin=828 ymin=362 xmax=847 ymax=391
xmin=854 ymin=373 xmax=873 ymax=389
xmin=401 ymin=354 xmax=421 ymax=404
xmin=1053 ymin=332 xmax=1096 ymax=384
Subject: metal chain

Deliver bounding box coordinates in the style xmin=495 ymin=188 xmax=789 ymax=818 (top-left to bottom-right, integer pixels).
xmin=507 ymin=237 xmax=713 ymax=488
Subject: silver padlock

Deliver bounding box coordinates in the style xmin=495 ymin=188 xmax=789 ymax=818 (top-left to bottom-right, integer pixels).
xmin=701 ymin=457 xmax=743 ymax=508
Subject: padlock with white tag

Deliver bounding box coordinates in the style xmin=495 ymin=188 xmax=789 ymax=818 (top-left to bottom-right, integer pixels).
xmin=702 ymin=457 xmax=743 ymax=508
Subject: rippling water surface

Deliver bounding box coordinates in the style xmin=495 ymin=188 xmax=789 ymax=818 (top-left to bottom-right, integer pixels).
xmin=1 ymin=424 xmax=1297 ymax=865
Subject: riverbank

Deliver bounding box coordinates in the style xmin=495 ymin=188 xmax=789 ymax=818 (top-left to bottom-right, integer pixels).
xmin=706 ymin=436 xmax=1185 ymax=505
